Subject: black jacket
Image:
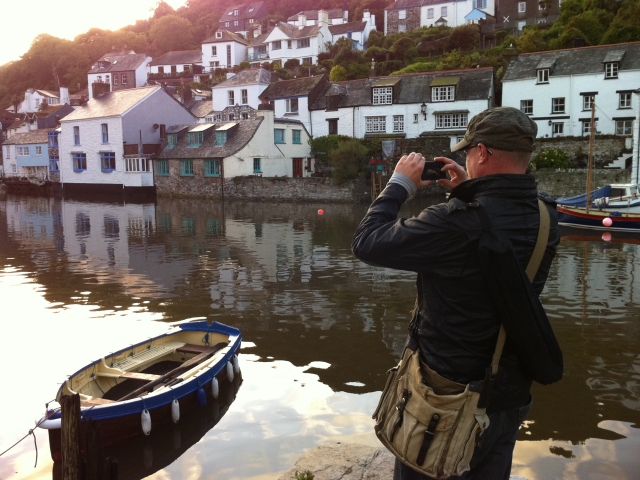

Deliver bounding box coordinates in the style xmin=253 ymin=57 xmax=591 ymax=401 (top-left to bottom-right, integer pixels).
xmin=352 ymin=174 xmax=560 ymax=413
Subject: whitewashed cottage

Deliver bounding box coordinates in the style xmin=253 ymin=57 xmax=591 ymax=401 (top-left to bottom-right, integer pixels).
xmin=384 ymin=0 xmax=496 ymax=33
xmin=210 ymin=68 xmax=276 ymax=122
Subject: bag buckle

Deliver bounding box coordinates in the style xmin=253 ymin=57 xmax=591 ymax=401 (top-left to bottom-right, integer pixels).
xmin=416 ymin=413 xmax=440 ymax=465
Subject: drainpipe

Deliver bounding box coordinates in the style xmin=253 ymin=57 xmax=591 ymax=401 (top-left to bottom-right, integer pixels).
xmin=353 ymin=107 xmax=356 ymax=138
xmin=633 ymin=88 xmax=640 ymax=185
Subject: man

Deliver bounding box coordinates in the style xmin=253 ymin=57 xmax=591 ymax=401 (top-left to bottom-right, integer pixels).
xmin=352 ymin=107 xmax=560 ymax=479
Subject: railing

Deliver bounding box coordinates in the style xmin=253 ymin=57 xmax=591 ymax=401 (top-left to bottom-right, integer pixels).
xmin=245 ymin=52 xmax=270 ymax=61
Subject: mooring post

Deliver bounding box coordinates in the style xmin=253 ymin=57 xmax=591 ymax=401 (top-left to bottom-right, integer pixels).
xmin=61 ymin=393 xmax=81 ymax=480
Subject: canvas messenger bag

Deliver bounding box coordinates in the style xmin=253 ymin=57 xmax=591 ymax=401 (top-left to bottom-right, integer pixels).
xmin=372 ymin=199 xmax=556 ymax=479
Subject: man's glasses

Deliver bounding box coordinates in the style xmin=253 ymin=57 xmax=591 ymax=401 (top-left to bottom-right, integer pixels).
xmin=461 ymin=144 xmax=493 ymax=157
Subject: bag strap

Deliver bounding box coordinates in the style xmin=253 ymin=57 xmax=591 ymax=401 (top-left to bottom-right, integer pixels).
xmin=489 ymin=198 xmax=550 ymax=376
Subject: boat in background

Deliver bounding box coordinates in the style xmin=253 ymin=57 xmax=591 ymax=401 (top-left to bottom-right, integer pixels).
xmin=557 ymin=183 xmax=640 ymax=213
xmin=39 ymin=320 xmax=242 ymax=461
xmin=558 ymin=206 xmax=640 ymax=232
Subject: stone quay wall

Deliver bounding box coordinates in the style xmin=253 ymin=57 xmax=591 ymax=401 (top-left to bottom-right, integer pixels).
xmin=533 ymin=168 xmax=631 ymax=198
xmin=533 ymin=136 xmax=631 ymax=166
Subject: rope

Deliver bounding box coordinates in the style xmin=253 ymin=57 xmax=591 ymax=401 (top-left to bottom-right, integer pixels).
xmin=0 ymin=416 xmax=47 ymax=467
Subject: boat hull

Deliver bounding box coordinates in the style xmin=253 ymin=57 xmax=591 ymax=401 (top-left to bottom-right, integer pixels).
xmin=41 ymin=321 xmax=242 ymax=461
xmin=557 ymin=206 xmax=640 ymax=232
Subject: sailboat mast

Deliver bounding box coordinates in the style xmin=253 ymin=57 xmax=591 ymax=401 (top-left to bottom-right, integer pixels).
xmin=586 ymin=99 xmax=596 ymax=213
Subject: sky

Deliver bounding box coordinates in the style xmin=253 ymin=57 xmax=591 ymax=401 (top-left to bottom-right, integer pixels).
xmin=0 ymin=0 xmax=187 ymax=67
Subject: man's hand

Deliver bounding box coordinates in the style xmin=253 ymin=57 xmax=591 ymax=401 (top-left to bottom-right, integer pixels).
xmin=394 ymin=152 xmax=432 ymax=190
xmin=435 ymin=156 xmax=468 ymax=189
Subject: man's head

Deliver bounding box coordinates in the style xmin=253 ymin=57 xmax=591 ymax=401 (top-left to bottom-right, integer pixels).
xmin=451 ymin=107 xmax=538 ymax=178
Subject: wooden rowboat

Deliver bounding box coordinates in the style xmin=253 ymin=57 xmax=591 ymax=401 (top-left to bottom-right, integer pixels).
xmin=39 ymin=320 xmax=242 ymax=461
xmin=557 ymin=206 xmax=640 ymax=232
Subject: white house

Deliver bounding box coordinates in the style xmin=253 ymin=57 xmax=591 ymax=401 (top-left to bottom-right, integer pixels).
xmin=148 ymin=50 xmax=203 ymax=79
xmin=309 ymin=67 xmax=494 ymax=147
xmin=259 ymin=75 xmax=330 ymax=134
xmin=154 ymin=106 xmax=313 ymax=195
xmin=287 ymin=9 xmax=348 ymax=26
xmin=58 ymin=85 xmax=195 ymax=194
xmin=87 ymin=51 xmax=152 ymax=100
xmin=246 ymin=12 xmax=331 ymax=68
xmin=201 ymin=30 xmax=249 ymax=73
xmin=2 ymin=129 xmax=50 ymax=179
xmin=329 ymin=11 xmax=377 ymax=51
xmin=384 ymin=0 xmax=496 ymax=33
xmin=210 ymin=68 xmax=276 ymax=121
xmin=14 ymin=87 xmax=69 ymax=113
xmin=502 ymin=42 xmax=640 ymax=140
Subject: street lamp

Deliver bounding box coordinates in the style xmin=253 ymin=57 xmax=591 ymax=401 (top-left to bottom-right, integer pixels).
xmin=420 ymin=102 xmax=427 ymax=120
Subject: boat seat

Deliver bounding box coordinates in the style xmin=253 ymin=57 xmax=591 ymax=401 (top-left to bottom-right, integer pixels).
xmin=110 ymin=341 xmax=185 ymax=372
xmin=81 ymin=397 xmax=115 ymax=407
xmin=176 ymin=343 xmax=225 ymax=355
xmin=96 ymin=371 xmax=162 ymax=381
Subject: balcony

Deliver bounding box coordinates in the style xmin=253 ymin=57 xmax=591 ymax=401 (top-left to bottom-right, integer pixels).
xmin=245 ymin=52 xmax=270 ymax=62
xmin=123 ymin=144 xmax=161 ymax=155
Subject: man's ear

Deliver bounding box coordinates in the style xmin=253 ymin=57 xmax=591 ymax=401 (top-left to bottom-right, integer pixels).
xmin=478 ymin=144 xmax=491 ymax=164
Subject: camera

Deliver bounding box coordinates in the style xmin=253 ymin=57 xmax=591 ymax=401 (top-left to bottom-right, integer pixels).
xmin=421 ymin=161 xmax=446 ymax=181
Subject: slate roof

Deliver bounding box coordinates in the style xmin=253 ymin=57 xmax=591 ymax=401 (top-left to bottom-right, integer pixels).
xmin=259 ymin=75 xmax=327 ymax=99
xmin=202 ymin=30 xmax=249 ymax=45
xmin=287 ymin=9 xmax=345 ymax=21
xmin=220 ymin=2 xmax=266 ymax=21
xmin=61 ymin=86 xmax=162 ymax=121
xmin=189 ymin=100 xmax=214 ymax=118
xmin=329 ymin=22 xmax=367 ymax=35
xmin=34 ymin=90 xmax=60 ymax=99
xmin=385 ymin=0 xmax=429 ymax=11
xmin=88 ymin=53 xmax=149 ymax=74
xmin=309 ymin=68 xmax=494 ymax=110
xmin=2 ymin=129 xmax=51 ymax=145
xmin=503 ymin=42 xmax=640 ymax=81
xmin=273 ymin=22 xmax=322 ymax=40
xmin=157 ymin=118 xmax=263 ymax=159
xmin=150 ymin=50 xmax=202 ymax=66
xmin=213 ymin=68 xmax=275 ymax=88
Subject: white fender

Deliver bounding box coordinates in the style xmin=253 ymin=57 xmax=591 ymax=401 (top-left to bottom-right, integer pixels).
xmin=226 ymin=360 xmax=234 ymax=382
xmin=37 ymin=416 xmax=62 ymax=430
xmin=141 ymin=409 xmax=152 ymax=435
xmin=232 ymin=354 xmax=240 ymax=374
xmin=211 ymin=377 xmax=219 ymax=399
xmin=171 ymin=399 xmax=180 ymax=424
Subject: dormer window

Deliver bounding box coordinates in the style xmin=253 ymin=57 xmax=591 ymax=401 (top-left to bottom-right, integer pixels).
xmin=188 ymin=131 xmax=204 ymax=146
xmin=605 ymin=62 xmax=618 ymax=78
xmin=167 ymin=133 xmax=178 ymax=147
xmin=372 ymin=87 xmax=393 ymax=105
xmin=537 ymin=69 xmax=549 ymax=83
xmin=215 ymin=31 xmax=222 ymax=39
xmin=216 ymin=131 xmax=227 ymax=145
xmin=432 ymin=86 xmax=455 ymax=101
xmin=233 ymin=9 xmax=238 ymax=15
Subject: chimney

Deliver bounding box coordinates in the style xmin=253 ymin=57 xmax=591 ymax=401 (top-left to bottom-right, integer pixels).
xmin=318 ymin=10 xmax=329 ymax=28
xmin=344 ymin=10 xmax=349 ymax=22
xmin=298 ymin=13 xmax=306 ymax=28
xmin=59 ymin=86 xmax=70 ymax=105
xmin=256 ymin=103 xmax=274 ymax=130
xmin=364 ymin=9 xmax=370 ymax=19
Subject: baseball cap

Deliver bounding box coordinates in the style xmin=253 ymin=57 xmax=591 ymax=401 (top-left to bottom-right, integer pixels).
xmin=451 ymin=106 xmax=538 ymax=152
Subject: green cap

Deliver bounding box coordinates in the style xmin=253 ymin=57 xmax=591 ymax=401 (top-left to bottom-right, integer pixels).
xmin=451 ymin=106 xmax=538 ymax=153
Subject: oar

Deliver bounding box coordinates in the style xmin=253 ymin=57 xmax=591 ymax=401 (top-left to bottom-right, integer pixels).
xmin=118 ymin=342 xmax=228 ymax=401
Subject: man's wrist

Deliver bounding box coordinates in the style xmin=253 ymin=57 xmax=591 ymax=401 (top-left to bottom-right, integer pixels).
xmin=388 ymin=172 xmax=417 ymax=199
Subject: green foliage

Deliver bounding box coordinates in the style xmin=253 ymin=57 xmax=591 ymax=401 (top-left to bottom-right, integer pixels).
xmin=309 ymin=134 xmax=352 ymax=167
xmin=447 ymin=24 xmax=480 ymax=51
xmin=393 ymin=61 xmax=440 ymax=75
xmin=602 ymin=0 xmax=640 ymax=43
xmin=284 ymin=58 xmax=300 ymax=69
xmin=365 ymin=46 xmax=389 ymax=62
xmin=328 ymin=139 xmax=369 ymax=184
xmin=150 ymin=15 xmax=196 ymax=56
xmin=239 ymin=61 xmax=251 ymax=71
xmin=516 ymin=26 xmax=548 ymax=53
xmin=366 ymin=30 xmax=385 ymax=48
xmin=294 ymin=471 xmax=315 ymax=480
xmin=531 ymin=149 xmax=570 ymax=169
xmin=330 ymin=65 xmax=347 ymax=81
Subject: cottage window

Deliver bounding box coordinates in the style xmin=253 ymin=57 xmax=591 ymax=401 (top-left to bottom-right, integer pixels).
xmin=180 ymin=160 xmax=194 ymax=176
xmin=253 ymin=158 xmax=261 ymax=173
xmin=234 ymin=20 xmax=239 ymax=26
xmin=292 ymin=129 xmax=301 ymax=144
xmin=49 ymin=156 xmax=60 ymax=172
xmin=288 ymin=40 xmax=292 ymax=49
xmin=518 ymin=2 xmax=526 ymax=12
xmin=475 ymin=0 xmax=486 ymax=8
xmin=302 ymin=57 xmax=312 ymax=65
xmin=73 ymin=126 xmax=80 ymax=145
xmin=286 ymin=98 xmax=299 ymax=113
xmin=536 ymin=69 xmax=549 ymax=83
xmin=619 ymin=92 xmax=632 ymax=108
xmin=121 ymin=74 xmax=127 ymax=85
xmin=518 ymin=20 xmax=526 ymax=30
xmin=100 ymin=151 xmax=116 ymax=171
xmin=274 ymin=129 xmax=285 ymax=143
xmin=249 ymin=18 xmax=254 ymax=23
xmin=552 ymin=123 xmax=564 ymax=136
xmin=427 ymin=8 xmax=434 ymax=18
xmin=298 ymin=38 xmax=310 ymax=48
xmin=168 ymin=133 xmax=178 ymax=147
xmin=72 ymin=152 xmax=87 ymax=171
xmin=432 ymin=86 xmax=455 ymax=101
xmin=605 ymin=62 xmax=619 ymax=78
xmin=17 ymin=146 xmax=29 ymax=156
xmin=393 ymin=115 xmax=405 ymax=132
xmin=216 ymin=131 xmax=227 ymax=145
xmin=225 ymin=22 xmax=230 ymax=27
xmin=241 ymin=112 xmax=249 ymax=119
xmin=521 ymin=99 xmax=533 ymax=115
xmin=582 ymin=120 xmax=596 ymax=135
xmin=552 ymin=97 xmax=565 ymax=113
xmin=398 ymin=9 xmax=406 ymax=19
xmin=366 ymin=116 xmax=386 ymax=133
xmin=228 ymin=90 xmax=235 ymax=105
xmin=241 ymin=89 xmax=248 ymax=104
xmin=5 ymin=146 xmax=9 ymax=159
xmin=35 ymin=146 xmax=42 ymax=156
xmin=233 ymin=9 xmax=238 ymax=15
xmin=328 ymin=118 xmax=338 ymax=134
xmin=373 ymin=87 xmax=393 ymax=105
xmin=441 ymin=6 xmax=448 ymax=16
xmin=101 ymin=123 xmax=109 ymax=143
xmin=113 ymin=75 xmax=119 ymax=86
xmin=616 ymin=120 xmax=633 ymax=136
xmin=205 ymin=159 xmax=220 ymax=176
xmin=188 ymin=131 xmax=204 ymax=146
xmin=582 ymin=95 xmax=595 ymax=111
xmin=272 ymin=41 xmax=282 ymax=50
xmin=157 ymin=159 xmax=169 ymax=176
xmin=210 ymin=61 xmax=220 ymax=67
xmin=212 ymin=46 xmax=217 ymax=56
xmin=435 ymin=113 xmax=468 ymax=129
xmin=125 ymin=158 xmax=150 ymax=172
xmin=216 ymin=31 xmax=223 ymax=39
xmin=398 ymin=24 xmax=407 ymax=32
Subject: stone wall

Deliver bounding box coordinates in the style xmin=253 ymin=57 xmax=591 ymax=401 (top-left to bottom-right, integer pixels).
xmin=386 ymin=7 xmax=421 ymax=33
xmin=533 ymin=135 xmax=631 ymax=166
xmin=533 ymin=168 xmax=631 ymax=198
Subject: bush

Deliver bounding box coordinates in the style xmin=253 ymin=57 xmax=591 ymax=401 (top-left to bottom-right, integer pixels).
xmin=328 ymin=139 xmax=369 ymax=183
xmin=531 ymin=149 xmax=570 ymax=169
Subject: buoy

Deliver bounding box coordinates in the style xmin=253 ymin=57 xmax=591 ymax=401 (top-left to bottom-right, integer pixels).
xmin=197 ymin=386 xmax=207 ymax=406
xmin=603 ymin=217 xmax=613 ymax=227
xmin=141 ymin=409 xmax=152 ymax=435
xmin=211 ymin=377 xmax=219 ymax=399
xmin=602 ymin=232 xmax=612 ymax=242
xmin=318 ymin=209 xmax=324 ymax=215
xmin=226 ymin=360 xmax=234 ymax=382
xmin=232 ymin=354 xmax=240 ymax=374
xmin=171 ymin=399 xmax=180 ymax=424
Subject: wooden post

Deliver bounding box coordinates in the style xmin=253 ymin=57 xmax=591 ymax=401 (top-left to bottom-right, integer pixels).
xmin=61 ymin=393 xmax=81 ymax=480
xmin=586 ymin=100 xmax=596 ymax=213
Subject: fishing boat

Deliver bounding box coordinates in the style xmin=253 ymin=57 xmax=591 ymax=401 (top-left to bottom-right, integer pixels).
xmin=557 ymin=206 xmax=640 ymax=232
xmin=39 ymin=320 xmax=242 ymax=461
xmin=556 ymin=183 xmax=640 ymax=213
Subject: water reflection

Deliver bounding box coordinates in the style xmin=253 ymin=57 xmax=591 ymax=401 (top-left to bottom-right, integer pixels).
xmin=0 ymin=193 xmax=639 ymax=479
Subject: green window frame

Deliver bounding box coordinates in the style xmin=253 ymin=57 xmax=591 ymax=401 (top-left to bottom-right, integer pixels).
xmin=180 ymin=159 xmax=194 ymax=176
xmin=253 ymin=158 xmax=261 ymax=173
xmin=292 ymin=129 xmax=301 ymax=144
xmin=205 ymin=159 xmax=220 ymax=176
xmin=167 ymin=133 xmax=178 ymax=147
xmin=188 ymin=131 xmax=204 ymax=146
xmin=274 ymin=128 xmax=285 ymax=143
xmin=215 ymin=131 xmax=227 ymax=145
xmin=157 ymin=159 xmax=169 ymax=176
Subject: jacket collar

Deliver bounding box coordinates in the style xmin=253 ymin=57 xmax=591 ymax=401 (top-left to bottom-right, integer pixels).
xmin=449 ymin=174 xmax=538 ymax=204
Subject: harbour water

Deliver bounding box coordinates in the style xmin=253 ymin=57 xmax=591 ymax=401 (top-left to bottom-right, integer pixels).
xmin=0 ymin=193 xmax=639 ymax=480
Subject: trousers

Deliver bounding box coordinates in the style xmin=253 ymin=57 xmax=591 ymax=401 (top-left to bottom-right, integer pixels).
xmin=393 ymin=396 xmax=532 ymax=480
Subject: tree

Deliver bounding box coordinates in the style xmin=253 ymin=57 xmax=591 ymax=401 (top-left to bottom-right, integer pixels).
xmin=149 ymin=15 xmax=196 ymax=56
xmin=328 ymin=139 xmax=369 ymax=183
xmin=447 ymin=24 xmax=479 ymax=51
xmin=153 ymin=1 xmax=176 ymax=19
xmin=516 ymin=26 xmax=548 ymax=53
xmin=330 ymin=65 xmax=347 ymax=81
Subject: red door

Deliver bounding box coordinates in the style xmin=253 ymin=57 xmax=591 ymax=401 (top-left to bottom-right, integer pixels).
xmin=293 ymin=158 xmax=303 ymax=177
